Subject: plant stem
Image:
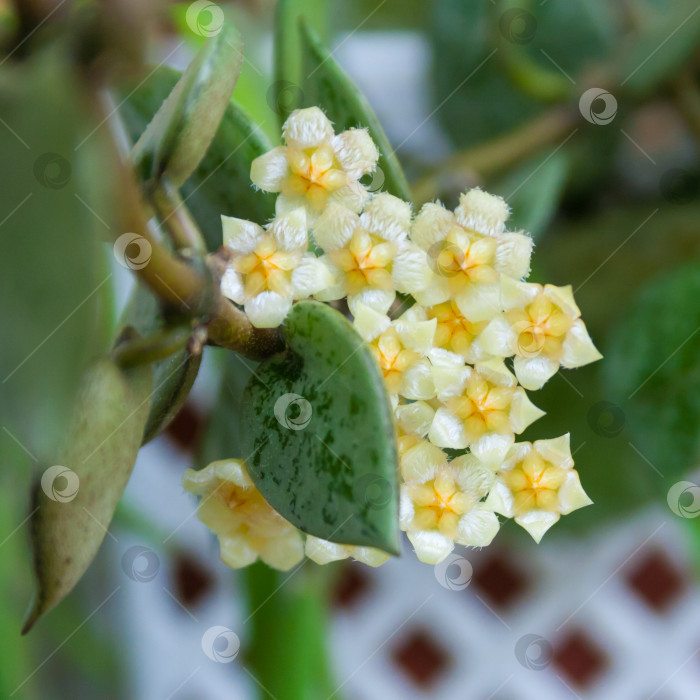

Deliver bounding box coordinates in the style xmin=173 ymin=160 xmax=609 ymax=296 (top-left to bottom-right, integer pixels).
xmin=111 ymin=325 xmax=193 ymax=368
xmin=149 ymin=180 xmax=207 ymax=254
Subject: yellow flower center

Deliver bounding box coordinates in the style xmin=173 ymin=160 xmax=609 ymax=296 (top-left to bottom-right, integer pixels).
xmin=407 ymin=467 xmax=475 ymax=538
xmin=281 ymin=143 xmax=348 ymax=211
xmin=506 ymin=292 xmax=573 ymax=359
xmin=328 ymin=228 xmax=397 ymax=296
xmin=434 ymin=227 xmax=499 ymax=294
xmin=501 ymin=449 xmax=567 ymax=514
xmin=445 ymin=374 xmax=514 ymax=444
xmin=370 ymin=327 xmax=420 ymax=394
xmin=232 ymin=233 xmax=301 ymax=300
xmin=428 ymin=301 xmax=487 ymax=356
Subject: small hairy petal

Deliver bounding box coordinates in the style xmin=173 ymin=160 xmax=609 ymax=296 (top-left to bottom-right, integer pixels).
xmin=412 ymin=273 xmax=450 ymax=307
xmin=429 ymin=407 xmax=468 ymax=449
xmin=399 ymin=304 xmax=428 ymax=322
xmin=221 ymin=216 xmax=264 ymax=254
xmin=268 ymin=207 xmax=308 ymax=251
xmin=275 ymin=192 xmax=309 ymax=217
xmin=313 ymin=204 xmax=360 ymax=251
xmin=331 ymin=127 xmax=379 ymax=179
xmin=479 ymin=315 xmax=516 ymax=357
xmin=484 ymin=478 xmax=516 ymax=518
xmin=361 ymin=193 xmax=411 ymax=241
xmin=352 ymin=301 xmax=391 ymax=342
xmin=396 ymin=318 xmax=437 ymax=354
xmin=456 ymin=507 xmax=500 ymax=547
xmin=557 ymin=470 xmax=593 ymax=514
xmin=399 ymin=488 xmax=416 ymax=529
xmin=407 ymin=529 xmax=454 ymax=565
xmin=395 ymin=401 xmax=435 ymax=437
xmin=220 ymin=267 xmax=245 ymax=304
xmin=513 ymin=355 xmax=559 ymax=390
xmin=455 ymin=188 xmax=510 ymax=237
xmin=250 ymin=146 xmax=289 ymax=192
xmin=474 ymin=358 xmax=517 ymax=387
xmin=401 ymin=360 xmax=436 ymax=400
xmin=347 ymin=288 xmax=395 ymax=316
xmin=561 ymin=319 xmax=603 ymax=368
xmin=495 ymin=232 xmax=533 ymax=280
xmin=455 ymin=282 xmax=502 ymax=323
xmin=410 ymin=202 xmax=455 ymax=250
xmin=283 ymin=106 xmax=334 ymax=147
xmin=244 ymin=291 xmax=292 ymax=328
xmin=328 ymin=179 xmax=370 ymax=213
xmin=291 ymin=255 xmax=335 ymax=298
xmin=514 ymin=510 xmax=560 ymax=543
xmin=400 ymin=439 xmax=445 ymax=482
xmin=534 ymin=434 xmax=573 ymax=468
xmin=392 ymin=244 xmax=432 ymax=295
xmin=500 ymin=276 xmax=539 ymax=311
xmin=471 ymin=433 xmax=514 ymax=469
xmin=544 ymin=283 xmax=580 ymax=318
xmin=510 ymin=388 xmax=546 ymax=434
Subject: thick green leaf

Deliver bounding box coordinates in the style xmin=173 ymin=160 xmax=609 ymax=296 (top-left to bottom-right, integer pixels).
xmin=130 ymin=23 xmax=243 ymax=187
xmin=24 ymin=358 xmax=152 ymax=632
xmin=118 ymin=282 xmax=201 ymax=444
xmin=0 ymin=48 xmax=111 ymax=459
xmin=605 ymin=263 xmax=700 ymax=482
xmin=120 ymin=66 xmax=275 ymax=250
xmin=299 ymin=20 xmax=412 ymax=202
xmin=241 ymin=301 xmax=400 ymax=554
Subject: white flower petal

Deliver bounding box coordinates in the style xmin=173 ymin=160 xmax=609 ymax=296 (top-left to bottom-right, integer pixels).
xmin=348 ymin=288 xmax=395 ymax=316
xmin=260 ymin=529 xmax=305 ymax=571
xmin=501 ymin=276 xmax=539 ymax=311
xmin=471 ymin=432 xmax=514 ymax=468
xmin=395 ymin=401 xmax=435 ymax=437
xmin=410 ymin=202 xmax=455 ymax=250
xmin=328 ymin=179 xmax=369 ymax=213
xmin=313 ymin=258 xmax=346 ymax=301
xmin=455 ymin=282 xmax=502 ymax=323
xmin=305 ymin=536 xmax=348 ymax=565
xmin=534 ymin=434 xmax=573 ymax=468
xmin=396 ymin=318 xmax=437 ymax=354
xmin=291 ymin=255 xmax=335 ymax=298
xmin=474 ymin=358 xmax=517 ymax=387
xmin=429 ymin=407 xmax=468 ymax=449
xmin=220 ymin=534 xmax=259 ymax=569
xmin=456 ymin=507 xmax=500 ymax=547
xmin=399 ymin=488 xmax=415 ymax=529
xmin=401 ymin=360 xmax=436 ymax=400
xmin=312 ymin=204 xmax=360 ymax=251
xmin=557 ymin=470 xmax=593 ymax=514
xmin=221 ymin=216 xmax=264 ymax=254
xmin=513 ymin=355 xmax=559 ymax=390
xmin=454 ymin=188 xmax=509 ymax=237
xmin=392 ymin=244 xmax=432 ymax=295
xmin=213 ymin=459 xmax=253 ymax=488
xmin=399 ymin=304 xmax=428 ymax=322
xmin=400 ymin=440 xmax=445 ymax=482
xmin=276 ymin=193 xmax=308 ymax=217
xmin=495 ymin=232 xmax=533 ymax=280
xmin=479 ymin=315 xmax=516 ymax=357
xmin=510 ymin=388 xmax=545 ymax=433
xmin=484 ymin=478 xmax=516 ymax=517
xmin=412 ymin=273 xmax=450 ymax=306
xmin=544 ymin=283 xmax=580 ymax=317
xmin=220 ymin=267 xmax=245 ymax=304
xmin=407 ymin=529 xmax=455 ymax=565
xmin=244 ymin=292 xmax=292 ymax=328
xmin=451 ymin=456 xmax=496 ymax=497
xmin=283 ymin=106 xmax=334 ymax=147
xmin=361 ymin=193 xmax=411 ymax=241
xmin=561 ymin=319 xmax=603 ymax=368
xmin=352 ymin=546 xmax=391 ymax=567
xmin=182 ymin=466 xmax=218 ymax=496
xmin=331 ymin=127 xmax=379 ymax=178
xmin=515 ymin=510 xmax=560 ymax=543
xmin=268 ymin=207 xmax=308 ymax=251
xmin=250 ymin=146 xmax=288 ymax=192
xmin=352 ymin=301 xmax=391 ymax=342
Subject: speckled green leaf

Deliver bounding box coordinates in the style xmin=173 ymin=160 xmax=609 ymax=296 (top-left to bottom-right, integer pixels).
xmin=24 ymin=358 xmax=152 ymax=632
xmin=299 ymin=21 xmax=412 ymax=202
xmin=120 ymin=65 xmax=275 ymax=251
xmin=130 ymin=22 xmax=243 ymax=187
xmin=241 ymin=301 xmax=400 ymax=555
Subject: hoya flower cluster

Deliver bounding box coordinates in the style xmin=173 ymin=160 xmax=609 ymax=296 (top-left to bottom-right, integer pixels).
xmin=184 ymin=107 xmax=601 ymax=570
